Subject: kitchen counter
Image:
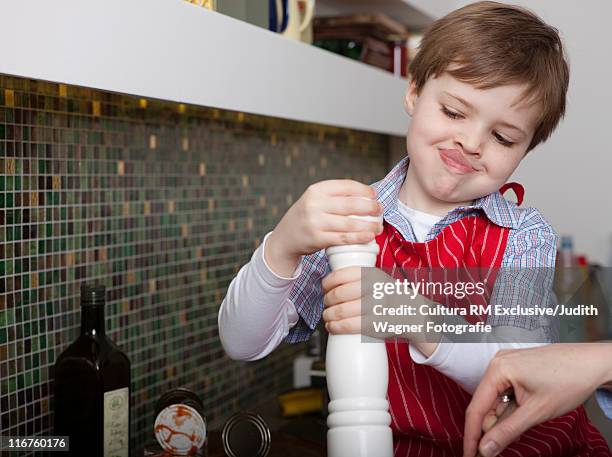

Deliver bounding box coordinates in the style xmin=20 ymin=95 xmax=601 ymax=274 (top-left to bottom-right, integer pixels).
xmin=142 ymin=393 xmax=327 ymax=456
xmin=206 ymin=427 xmax=325 ymax=457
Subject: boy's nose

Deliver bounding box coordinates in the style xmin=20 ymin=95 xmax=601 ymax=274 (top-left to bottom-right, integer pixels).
xmin=455 ymin=131 xmax=482 ymax=157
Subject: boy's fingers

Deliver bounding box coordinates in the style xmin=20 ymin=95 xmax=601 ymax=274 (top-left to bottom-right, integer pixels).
xmin=325 ymin=315 xmax=361 ymax=334
xmin=322 ymin=267 xmax=360 ymax=293
xmin=323 ymin=214 xmax=382 ymax=234
xmin=323 ymin=281 xmax=359 ymax=308
xmin=325 ymin=196 xmax=382 ymax=218
xmin=322 ymin=230 xmax=377 ymax=247
xmin=322 ymin=299 xmax=361 ymax=322
xmin=317 ymin=179 xmax=377 ymax=199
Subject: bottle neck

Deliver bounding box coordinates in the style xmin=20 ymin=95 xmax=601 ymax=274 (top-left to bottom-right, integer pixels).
xmin=81 ymin=305 xmax=106 ymax=337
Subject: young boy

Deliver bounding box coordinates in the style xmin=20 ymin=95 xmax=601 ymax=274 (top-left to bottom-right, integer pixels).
xmin=219 ymin=2 xmax=610 ymax=455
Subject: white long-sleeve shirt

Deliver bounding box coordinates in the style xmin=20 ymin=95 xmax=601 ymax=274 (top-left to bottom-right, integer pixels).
xmin=218 ymin=200 xmax=545 ymax=393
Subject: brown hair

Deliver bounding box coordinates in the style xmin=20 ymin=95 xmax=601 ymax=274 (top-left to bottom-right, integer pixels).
xmin=408 ymin=1 xmax=569 ymax=152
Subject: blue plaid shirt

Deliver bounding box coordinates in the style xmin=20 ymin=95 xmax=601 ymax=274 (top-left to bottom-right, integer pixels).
xmin=596 ymin=389 xmax=612 ymax=420
xmin=286 ymin=157 xmax=558 ymax=343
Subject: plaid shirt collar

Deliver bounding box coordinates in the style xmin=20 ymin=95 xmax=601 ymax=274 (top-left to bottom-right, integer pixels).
xmin=372 ymin=156 xmax=521 ymax=236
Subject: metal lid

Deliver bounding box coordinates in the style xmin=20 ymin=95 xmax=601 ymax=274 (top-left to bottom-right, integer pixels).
xmin=221 ymin=412 xmax=271 ymax=457
xmin=154 ymin=404 xmax=206 ymax=456
xmin=154 ymin=387 xmax=205 ymax=418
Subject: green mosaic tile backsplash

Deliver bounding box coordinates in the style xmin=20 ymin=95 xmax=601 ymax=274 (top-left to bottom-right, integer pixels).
xmin=0 ymin=74 xmax=391 ymax=452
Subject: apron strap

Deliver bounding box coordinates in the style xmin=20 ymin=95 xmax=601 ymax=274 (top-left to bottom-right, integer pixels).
xmin=499 ymin=182 xmax=524 ymax=206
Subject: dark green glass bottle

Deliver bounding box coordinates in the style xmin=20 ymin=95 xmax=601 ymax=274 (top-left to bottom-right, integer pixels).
xmin=54 ymin=284 xmax=131 ymax=457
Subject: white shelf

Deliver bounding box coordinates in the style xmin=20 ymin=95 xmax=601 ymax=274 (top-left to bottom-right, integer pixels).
xmin=0 ymin=0 xmax=410 ymax=137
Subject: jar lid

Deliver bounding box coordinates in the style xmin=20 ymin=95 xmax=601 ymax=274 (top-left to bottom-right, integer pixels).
xmin=154 ymin=404 xmax=206 ymax=456
xmin=221 ymin=412 xmax=271 ymax=457
xmin=154 ymin=387 xmax=205 ymax=418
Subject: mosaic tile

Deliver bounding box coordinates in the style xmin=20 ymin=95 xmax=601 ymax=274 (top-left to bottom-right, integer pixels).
xmin=0 ymin=74 xmax=390 ymax=453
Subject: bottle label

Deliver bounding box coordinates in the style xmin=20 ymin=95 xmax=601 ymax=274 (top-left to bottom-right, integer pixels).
xmin=104 ymin=387 xmax=129 ymax=457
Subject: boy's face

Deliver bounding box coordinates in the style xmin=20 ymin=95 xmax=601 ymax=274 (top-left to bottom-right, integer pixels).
xmin=404 ymin=72 xmax=541 ymax=211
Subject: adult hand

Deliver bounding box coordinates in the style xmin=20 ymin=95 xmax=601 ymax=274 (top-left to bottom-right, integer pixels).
xmin=266 ymin=180 xmax=383 ymax=277
xmin=463 ymin=343 xmax=612 ymax=457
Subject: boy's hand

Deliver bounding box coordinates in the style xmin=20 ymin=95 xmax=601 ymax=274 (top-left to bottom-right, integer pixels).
xmin=322 ymin=267 xmax=443 ymax=354
xmin=266 ymin=180 xmax=383 ymax=277
xmin=322 ymin=267 xmax=421 ymax=339
xmin=322 ymin=266 xmax=364 ymax=334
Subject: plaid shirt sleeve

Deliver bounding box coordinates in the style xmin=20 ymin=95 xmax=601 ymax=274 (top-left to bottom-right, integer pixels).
xmin=488 ymin=207 xmax=559 ymax=341
xmin=285 ymin=249 xmax=330 ymax=343
xmin=596 ymin=389 xmax=612 ymax=420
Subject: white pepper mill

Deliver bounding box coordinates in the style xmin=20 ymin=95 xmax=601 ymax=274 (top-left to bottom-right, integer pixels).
xmin=324 ymin=213 xmax=393 ymax=457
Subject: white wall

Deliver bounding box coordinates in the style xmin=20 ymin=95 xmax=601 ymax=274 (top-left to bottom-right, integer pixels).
xmin=448 ymin=0 xmax=612 ymax=265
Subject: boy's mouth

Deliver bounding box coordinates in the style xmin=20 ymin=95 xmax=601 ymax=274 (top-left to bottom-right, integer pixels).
xmin=438 ymin=149 xmax=477 ymax=174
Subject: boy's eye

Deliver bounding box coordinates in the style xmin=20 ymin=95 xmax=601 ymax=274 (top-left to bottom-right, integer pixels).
xmin=442 ymin=105 xmax=516 ymax=148
xmin=493 ymin=132 xmax=515 ymax=147
xmin=441 ymin=106 xmax=463 ymax=120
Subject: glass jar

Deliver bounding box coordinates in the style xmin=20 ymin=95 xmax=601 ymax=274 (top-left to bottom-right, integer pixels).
xmin=150 ymin=388 xmax=207 ymax=456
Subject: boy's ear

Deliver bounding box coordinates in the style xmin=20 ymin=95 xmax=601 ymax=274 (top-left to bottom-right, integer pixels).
xmin=405 ymin=80 xmax=418 ymax=116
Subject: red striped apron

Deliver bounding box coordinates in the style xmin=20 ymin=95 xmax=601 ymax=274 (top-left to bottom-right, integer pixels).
xmin=374 ymin=187 xmax=611 ymax=457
